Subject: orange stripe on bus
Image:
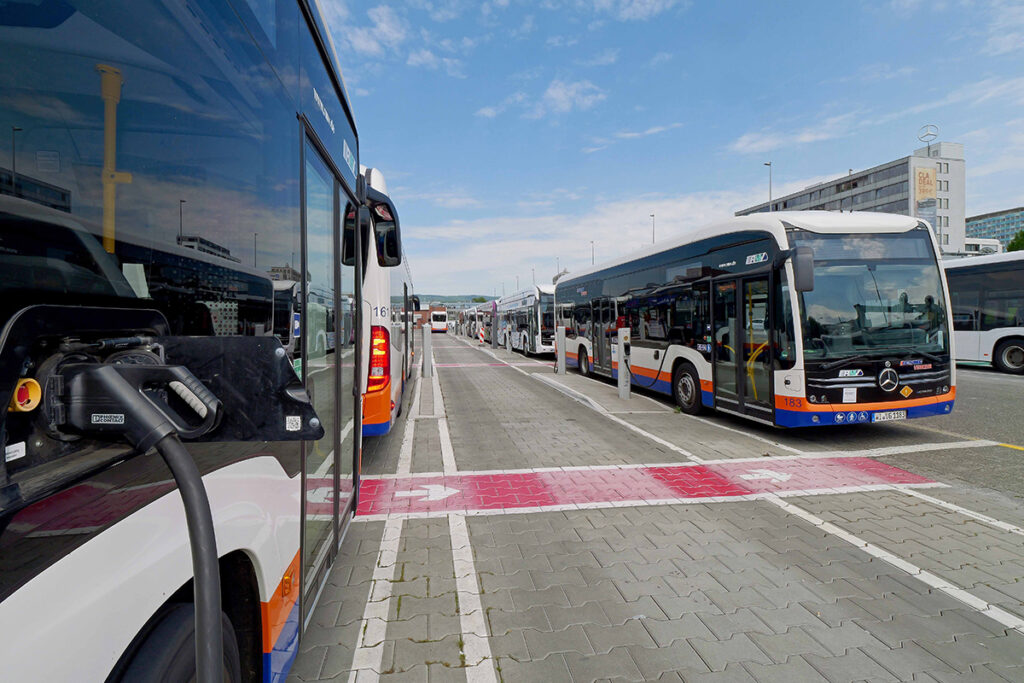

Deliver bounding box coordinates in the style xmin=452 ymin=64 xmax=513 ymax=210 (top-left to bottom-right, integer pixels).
xmin=775 ymin=387 xmax=955 ymax=412
xmin=362 ymin=381 xmax=392 ymax=424
xmin=261 ymin=550 xmax=301 ymax=653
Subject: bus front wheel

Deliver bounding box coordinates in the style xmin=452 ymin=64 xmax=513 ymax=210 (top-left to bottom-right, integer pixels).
xmin=672 ymin=364 xmax=703 ymax=415
xmin=120 ymin=604 xmax=242 ymax=683
xmin=994 ymin=338 xmax=1024 ymax=374
xmin=578 ymin=348 xmax=590 ymax=376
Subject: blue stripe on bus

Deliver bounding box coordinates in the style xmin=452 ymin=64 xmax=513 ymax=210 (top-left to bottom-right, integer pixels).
xmin=774 ymin=399 xmax=955 ymax=428
xmin=362 ymin=419 xmax=393 ymax=437
xmin=265 ymin=601 xmax=300 ymax=683
xmin=701 ymin=390 xmax=714 ymax=407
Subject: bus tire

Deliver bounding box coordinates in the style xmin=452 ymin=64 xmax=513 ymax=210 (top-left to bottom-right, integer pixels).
xmin=521 ymin=334 xmax=530 ymax=356
xmin=120 ymin=604 xmax=242 ymax=683
xmin=994 ymin=338 xmax=1024 ymax=374
xmin=578 ymin=347 xmax=590 ymax=376
xmin=672 ymin=363 xmax=703 ymax=415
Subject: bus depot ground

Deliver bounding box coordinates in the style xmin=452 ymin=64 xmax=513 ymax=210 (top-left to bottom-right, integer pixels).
xmin=288 ymin=334 xmax=1024 ymax=683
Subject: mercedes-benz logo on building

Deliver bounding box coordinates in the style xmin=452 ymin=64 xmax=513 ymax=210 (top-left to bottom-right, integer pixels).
xmin=878 ymin=368 xmax=900 ymax=392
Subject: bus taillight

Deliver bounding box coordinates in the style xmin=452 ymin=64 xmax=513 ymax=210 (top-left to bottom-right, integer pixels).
xmin=368 ymin=325 xmax=390 ymax=392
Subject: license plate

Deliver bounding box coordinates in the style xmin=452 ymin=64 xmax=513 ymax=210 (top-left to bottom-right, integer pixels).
xmin=872 ymin=410 xmax=907 ymax=422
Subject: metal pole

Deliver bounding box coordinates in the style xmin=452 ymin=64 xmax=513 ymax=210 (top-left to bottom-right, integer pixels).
xmin=650 ymin=213 xmax=655 ymax=243
xmin=590 ymin=241 xmax=594 ymax=265
xmin=422 ymin=324 xmax=432 ymax=378
xmin=764 ymin=161 xmax=772 ymax=210
xmin=556 ymin=326 xmax=566 ymax=375
xmin=253 ymin=232 xmax=258 ymax=267
xmin=179 ymin=199 xmax=186 ymax=239
xmin=616 ymin=328 xmax=630 ymax=400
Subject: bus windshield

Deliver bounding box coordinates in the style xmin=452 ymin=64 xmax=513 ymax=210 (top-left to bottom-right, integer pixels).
xmin=791 ymin=230 xmax=949 ymax=359
xmin=539 ymin=293 xmax=554 ymax=330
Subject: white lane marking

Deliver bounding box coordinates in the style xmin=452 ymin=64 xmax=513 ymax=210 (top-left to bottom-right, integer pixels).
xmin=679 ymin=412 xmax=803 ymax=454
xmin=395 ymin=372 xmax=421 ymax=475
xmin=574 ymin=373 xmax=673 ymax=411
xmin=739 ymin=469 xmax=792 ymax=483
xmin=348 ymin=517 xmax=404 ymax=682
xmin=533 ymin=374 xmax=606 ymax=412
xmin=763 ymin=494 xmax=1024 ymax=636
xmin=439 ymin=417 xmax=458 ymax=475
xmin=351 ymin=482 xmax=946 ymax=522
xmin=431 ymin=354 xmax=444 ymax=414
xmin=394 ymin=484 xmax=459 ymax=501
xmin=895 ymin=486 xmax=1024 ymax=537
xmin=449 ymin=513 xmax=497 ymax=681
xmin=796 ymin=440 xmax=998 ymax=459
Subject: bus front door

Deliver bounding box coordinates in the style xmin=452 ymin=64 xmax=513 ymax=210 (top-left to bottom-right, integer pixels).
xmin=713 ymin=277 xmax=774 ymax=419
xmin=592 ymin=297 xmax=614 ymax=375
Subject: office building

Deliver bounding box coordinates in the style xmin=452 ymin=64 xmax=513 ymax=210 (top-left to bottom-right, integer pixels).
xmin=966 ymin=206 xmax=1024 ymax=248
xmin=176 ymin=233 xmax=241 ymax=263
xmin=736 ymin=142 xmax=966 ymax=253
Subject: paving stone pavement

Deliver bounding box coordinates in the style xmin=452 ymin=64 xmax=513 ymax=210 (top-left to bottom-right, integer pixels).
xmin=289 ymin=334 xmax=1024 ymax=683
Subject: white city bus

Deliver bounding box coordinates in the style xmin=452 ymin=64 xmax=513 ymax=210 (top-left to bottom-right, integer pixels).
xmin=430 ymin=309 xmax=449 ymax=333
xmin=360 ymin=167 xmax=416 ymax=437
xmin=555 ymin=212 xmax=955 ymax=427
xmin=497 ymin=285 xmax=556 ymax=354
xmin=0 ymin=2 xmax=392 ymax=680
xmin=944 ymin=251 xmax=1024 ymax=374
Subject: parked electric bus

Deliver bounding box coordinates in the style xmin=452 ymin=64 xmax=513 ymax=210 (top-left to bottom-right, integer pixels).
xmin=360 ymin=167 xmax=416 ymax=437
xmin=555 ymin=212 xmax=954 ymax=427
xmin=497 ymin=285 xmax=555 ymax=354
xmin=431 ymin=308 xmax=449 ymax=333
xmin=0 ymin=2 xmax=394 ymax=681
xmin=467 ymin=302 xmax=495 ymax=343
xmin=944 ymin=251 xmax=1024 ymax=374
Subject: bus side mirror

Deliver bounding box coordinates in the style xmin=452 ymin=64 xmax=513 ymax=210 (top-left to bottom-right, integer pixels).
xmin=792 ymin=246 xmax=814 ymax=292
xmin=369 ymin=189 xmax=402 ymax=267
xmin=342 ymin=206 xmax=371 ymax=267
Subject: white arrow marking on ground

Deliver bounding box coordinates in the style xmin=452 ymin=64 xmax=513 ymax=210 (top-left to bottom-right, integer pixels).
xmin=739 ymin=469 xmax=792 ymax=483
xmin=394 ymin=484 xmax=460 ymax=501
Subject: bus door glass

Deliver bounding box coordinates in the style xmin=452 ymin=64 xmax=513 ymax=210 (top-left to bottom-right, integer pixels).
xmin=713 ymin=281 xmax=739 ymax=405
xmin=592 ymin=298 xmax=614 ymax=373
xmin=301 ymin=142 xmax=346 ymax=609
xmin=741 ymin=277 xmax=773 ymax=417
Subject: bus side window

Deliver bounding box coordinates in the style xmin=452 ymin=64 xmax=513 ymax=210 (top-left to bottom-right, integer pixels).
xmin=575 ymin=304 xmax=591 ymax=337
xmin=692 ymin=282 xmax=711 ymax=361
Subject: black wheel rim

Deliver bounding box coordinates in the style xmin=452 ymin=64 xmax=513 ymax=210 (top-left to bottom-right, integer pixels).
xmin=1004 ymin=344 xmax=1024 ymax=370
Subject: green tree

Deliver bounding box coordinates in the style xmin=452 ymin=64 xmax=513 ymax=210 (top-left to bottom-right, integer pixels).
xmin=1008 ymin=230 xmax=1024 ymax=252
xmin=471 ymin=296 xmax=487 ymax=303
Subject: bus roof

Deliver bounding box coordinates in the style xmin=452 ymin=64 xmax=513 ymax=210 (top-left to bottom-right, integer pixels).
xmin=943 ymin=250 xmax=1024 ymax=270
xmin=559 ymin=211 xmax=922 ymax=287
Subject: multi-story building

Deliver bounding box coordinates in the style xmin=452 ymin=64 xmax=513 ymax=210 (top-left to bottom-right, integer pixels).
xmin=966 ymin=206 xmax=1024 ymax=248
xmin=736 ymin=142 xmax=966 ymax=253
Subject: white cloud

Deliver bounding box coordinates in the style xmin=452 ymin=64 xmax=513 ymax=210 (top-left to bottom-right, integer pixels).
xmin=405 ymin=188 xmax=758 ymax=295
xmin=546 ymin=35 xmax=580 ymax=48
xmin=838 ymin=63 xmax=917 ymax=83
xmin=647 ymin=51 xmax=672 ymax=67
xmin=584 ymin=122 xmax=682 ymax=153
xmin=343 ymin=4 xmax=409 ymax=56
xmin=474 ymin=91 xmax=527 ymax=118
xmin=575 ymin=48 xmax=620 ymax=67
xmin=728 ymin=113 xmax=860 ymax=154
xmin=406 ymin=48 xmax=466 ymax=77
xmin=982 ymin=1 xmax=1024 ymax=55
xmin=528 ymin=79 xmax=607 ymax=118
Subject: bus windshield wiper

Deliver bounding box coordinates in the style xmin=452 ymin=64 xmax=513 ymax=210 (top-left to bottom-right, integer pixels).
xmin=820 ymin=353 xmax=882 ymax=371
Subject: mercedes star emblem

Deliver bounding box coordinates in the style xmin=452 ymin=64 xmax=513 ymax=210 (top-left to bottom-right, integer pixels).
xmin=878 ymin=368 xmax=900 ymax=392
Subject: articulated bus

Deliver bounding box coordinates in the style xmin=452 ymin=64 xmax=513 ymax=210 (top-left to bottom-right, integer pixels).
xmin=497 ymin=285 xmax=555 ymax=354
xmin=555 ymin=212 xmax=955 ymax=427
xmin=431 ymin=309 xmax=449 ymax=333
xmin=0 ymin=2 xmax=393 ymax=681
xmin=944 ymin=251 xmax=1024 ymax=374
xmin=360 ymin=167 xmax=416 ymax=437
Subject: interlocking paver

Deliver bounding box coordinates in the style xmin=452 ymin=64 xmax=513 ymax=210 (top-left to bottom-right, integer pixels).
xmin=688 ymin=633 xmax=774 ymax=671
xmin=563 ymin=647 xmax=645 ymax=682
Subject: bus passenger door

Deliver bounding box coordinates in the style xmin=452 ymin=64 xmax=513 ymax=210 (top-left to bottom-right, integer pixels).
xmin=713 ymin=282 xmax=739 ymax=408
xmin=740 ymin=276 xmax=773 ymax=419
xmin=592 ymin=298 xmax=613 ymax=374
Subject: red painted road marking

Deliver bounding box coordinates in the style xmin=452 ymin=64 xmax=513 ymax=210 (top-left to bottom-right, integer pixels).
xmin=347 ymin=458 xmax=933 ymax=517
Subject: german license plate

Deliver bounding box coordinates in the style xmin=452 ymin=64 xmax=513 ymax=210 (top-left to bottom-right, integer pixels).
xmin=872 ymin=410 xmax=907 ymax=422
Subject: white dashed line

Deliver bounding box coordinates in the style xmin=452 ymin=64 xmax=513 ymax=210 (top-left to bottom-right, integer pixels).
xmin=395 ymin=371 xmax=421 ymax=475
xmin=894 ymin=486 xmax=1024 ymax=537
xmin=764 ymin=494 xmax=1024 ymax=636
xmin=448 ymin=514 xmax=497 ymax=681
xmin=347 ymin=517 xmax=404 ymax=682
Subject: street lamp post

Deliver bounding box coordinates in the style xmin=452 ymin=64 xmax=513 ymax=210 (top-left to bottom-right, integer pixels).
xmin=253 ymin=232 xmax=258 ymax=268
xmin=11 ymin=126 xmax=23 ymax=196
xmin=590 ymin=240 xmax=595 ymax=265
xmin=178 ymin=199 xmax=186 ymax=239
xmin=532 ymin=268 xmax=535 ymax=286
xmin=764 ymin=162 xmax=772 ymax=211
xmin=515 ymin=275 xmax=519 ymax=290
xmin=650 ymin=213 xmax=655 ymax=243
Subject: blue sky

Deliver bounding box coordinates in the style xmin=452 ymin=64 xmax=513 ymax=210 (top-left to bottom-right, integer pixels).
xmin=325 ymin=0 xmax=1024 ymax=295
